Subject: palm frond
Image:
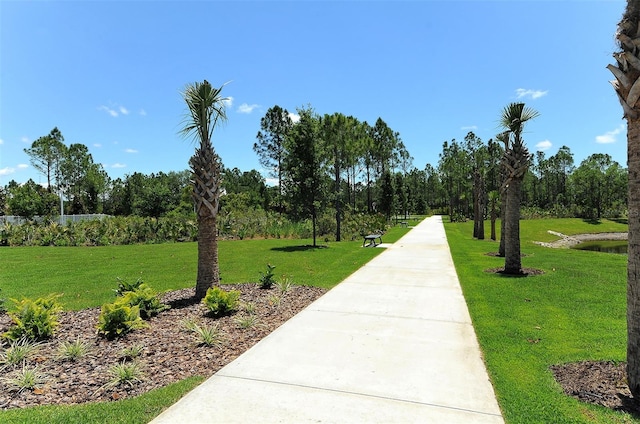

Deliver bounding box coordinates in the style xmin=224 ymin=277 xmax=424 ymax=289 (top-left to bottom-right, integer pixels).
xmin=499 ymin=102 xmax=539 ymax=134
xmin=179 ymin=80 xmax=230 ymax=145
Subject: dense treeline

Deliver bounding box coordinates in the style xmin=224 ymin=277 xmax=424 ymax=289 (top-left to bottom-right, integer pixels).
xmin=0 ymin=106 xmax=628 ymax=245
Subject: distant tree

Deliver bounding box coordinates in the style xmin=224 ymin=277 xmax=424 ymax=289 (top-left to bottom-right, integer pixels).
xmin=283 ymin=106 xmax=327 ymax=247
xmin=180 ymin=80 xmax=229 ymax=300
xmin=572 ymin=154 xmax=626 ymax=219
xmin=378 ymin=170 xmax=395 ymax=220
xmin=7 ymin=179 xmax=57 ymax=219
xmin=59 ymin=143 xmax=108 ymax=214
xmin=499 ymin=102 xmax=538 ymax=275
xmin=23 ymin=127 xmax=67 ymax=191
xmin=608 ymin=0 xmax=640 ymax=397
xmin=254 ymin=105 xmax=293 ymax=212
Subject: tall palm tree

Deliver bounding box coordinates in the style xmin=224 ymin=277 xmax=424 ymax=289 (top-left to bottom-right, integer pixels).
xmin=495 ymin=131 xmax=510 ymax=257
xmin=180 ymin=80 xmax=229 ymax=300
xmin=608 ymin=0 xmax=640 ymax=397
xmin=499 ymin=103 xmax=538 ymax=275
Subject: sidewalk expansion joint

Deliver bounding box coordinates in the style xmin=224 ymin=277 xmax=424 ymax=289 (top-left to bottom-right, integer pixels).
xmin=214 ymin=374 xmax=503 ymax=419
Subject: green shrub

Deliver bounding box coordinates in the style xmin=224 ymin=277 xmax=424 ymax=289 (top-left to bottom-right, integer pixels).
xmin=202 ymin=286 xmax=240 ymax=318
xmin=3 ymin=294 xmax=63 ymax=341
xmin=114 ymin=277 xmax=144 ymax=297
xmin=104 ymin=361 xmax=146 ymax=389
xmin=97 ymin=302 xmax=148 ymax=340
xmin=258 ymin=263 xmax=276 ymax=289
xmin=118 ymin=283 xmax=168 ymax=319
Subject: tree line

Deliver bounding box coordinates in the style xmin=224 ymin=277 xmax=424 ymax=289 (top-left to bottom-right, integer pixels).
xmin=0 ymin=108 xmax=628 ymax=233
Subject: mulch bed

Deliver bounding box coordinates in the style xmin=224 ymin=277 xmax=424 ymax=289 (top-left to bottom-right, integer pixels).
xmin=0 ymin=284 xmax=326 ymax=410
xmin=551 ymin=361 xmax=640 ymax=416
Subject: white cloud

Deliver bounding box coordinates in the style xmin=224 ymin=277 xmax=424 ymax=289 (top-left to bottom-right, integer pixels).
xmin=0 ymin=139 xmax=3 ymax=145
xmin=112 ymin=163 xmax=126 ymax=168
xmin=17 ymin=164 xmax=28 ymax=169
xmin=223 ymin=97 xmax=234 ymax=108
xmin=238 ymin=103 xmax=259 ymax=114
xmin=139 ymin=109 xmax=147 ymax=116
xmin=0 ymin=167 xmax=15 ymax=176
xmin=596 ymin=124 xmax=625 ymax=144
xmin=536 ymin=140 xmax=553 ymax=151
xmin=99 ymin=105 xmax=119 ymax=117
xmin=119 ymin=106 xmax=129 ymax=115
xmin=124 ymin=148 xmax=138 ymax=153
xmin=21 ymin=136 xmax=30 ymax=144
xmin=461 ymin=125 xmax=478 ymax=131
xmin=515 ymin=88 xmax=548 ymax=100
xmin=289 ymin=112 xmax=301 ymax=123
xmin=94 ymin=143 xmax=102 ymax=148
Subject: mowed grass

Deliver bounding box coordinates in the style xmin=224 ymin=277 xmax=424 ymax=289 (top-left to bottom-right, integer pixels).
xmin=0 ymin=224 xmax=410 ymax=423
xmin=1 ymin=225 xmax=410 ymax=311
xmin=445 ymin=218 xmax=634 ymax=423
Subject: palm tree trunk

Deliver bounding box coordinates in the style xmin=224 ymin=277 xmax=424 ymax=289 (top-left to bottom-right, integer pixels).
xmin=504 ymin=178 xmax=522 ymax=274
xmin=628 ymin=117 xmax=640 ymax=395
xmin=195 ymin=215 xmax=219 ymax=299
xmin=498 ymin=192 xmax=506 ymax=256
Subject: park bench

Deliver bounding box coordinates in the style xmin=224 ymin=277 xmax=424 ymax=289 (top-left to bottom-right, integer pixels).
xmin=363 ymin=234 xmax=383 ymax=247
xmin=400 ymin=221 xmax=408 ymax=227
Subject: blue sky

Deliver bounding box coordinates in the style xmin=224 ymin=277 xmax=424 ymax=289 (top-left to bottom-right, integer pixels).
xmin=0 ymin=0 xmax=628 ymax=186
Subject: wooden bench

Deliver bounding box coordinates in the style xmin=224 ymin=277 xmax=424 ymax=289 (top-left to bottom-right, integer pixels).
xmin=399 ymin=221 xmax=408 ymax=227
xmin=363 ymin=234 xmax=383 ymax=247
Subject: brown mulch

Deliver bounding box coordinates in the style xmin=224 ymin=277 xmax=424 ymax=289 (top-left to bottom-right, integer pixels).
xmin=551 ymin=361 xmax=640 ymax=416
xmin=484 ymin=267 xmax=545 ymax=276
xmin=0 ymin=284 xmax=326 ymax=410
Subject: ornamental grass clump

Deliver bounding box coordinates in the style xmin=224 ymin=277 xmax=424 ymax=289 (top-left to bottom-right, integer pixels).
xmin=3 ymin=294 xmax=63 ymax=341
xmin=202 ymin=286 xmax=240 ymax=318
xmin=56 ymin=338 xmax=92 ymax=362
xmin=1 ymin=338 xmax=41 ymax=369
xmin=3 ymin=364 xmax=48 ymax=393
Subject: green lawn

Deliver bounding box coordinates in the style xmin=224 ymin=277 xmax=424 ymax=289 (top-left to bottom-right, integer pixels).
xmin=1 ymin=225 xmax=410 ymax=311
xmin=0 ymin=224 xmax=410 ymax=422
xmin=445 ymin=218 xmax=635 ymax=423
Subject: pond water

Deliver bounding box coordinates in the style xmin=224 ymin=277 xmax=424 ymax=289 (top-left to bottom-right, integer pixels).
xmin=571 ymin=240 xmax=628 ymax=254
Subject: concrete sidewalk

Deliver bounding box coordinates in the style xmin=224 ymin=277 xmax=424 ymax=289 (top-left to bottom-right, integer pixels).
xmin=151 ymin=216 xmax=504 ymax=423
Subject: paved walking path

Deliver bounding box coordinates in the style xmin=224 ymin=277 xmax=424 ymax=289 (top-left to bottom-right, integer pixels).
xmin=151 ymin=216 xmax=504 ymax=423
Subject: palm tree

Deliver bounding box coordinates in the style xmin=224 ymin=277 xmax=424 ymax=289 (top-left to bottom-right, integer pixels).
xmin=495 ymin=131 xmax=510 ymax=257
xmin=180 ymin=80 xmax=229 ymax=300
xmin=608 ymin=0 xmax=640 ymax=397
xmin=499 ymin=103 xmax=538 ymax=275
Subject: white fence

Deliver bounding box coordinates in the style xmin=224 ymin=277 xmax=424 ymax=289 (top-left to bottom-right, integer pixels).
xmin=0 ymin=214 xmax=110 ymax=226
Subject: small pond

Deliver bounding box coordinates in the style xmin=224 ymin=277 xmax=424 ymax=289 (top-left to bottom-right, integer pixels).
xmin=571 ymin=240 xmax=628 ymax=254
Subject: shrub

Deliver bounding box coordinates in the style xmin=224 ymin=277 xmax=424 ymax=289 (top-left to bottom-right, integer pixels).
xmin=118 ymin=284 xmax=169 ymax=319
xmin=234 ymin=314 xmax=260 ymax=329
xmin=258 ymin=264 xmax=276 ymax=289
xmin=97 ymin=302 xmax=148 ymax=340
xmin=114 ymin=277 xmax=144 ymax=297
xmin=4 ymin=294 xmax=63 ymax=341
xmin=202 ymin=287 xmax=240 ymax=318
xmin=275 ymin=276 xmax=294 ymax=297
